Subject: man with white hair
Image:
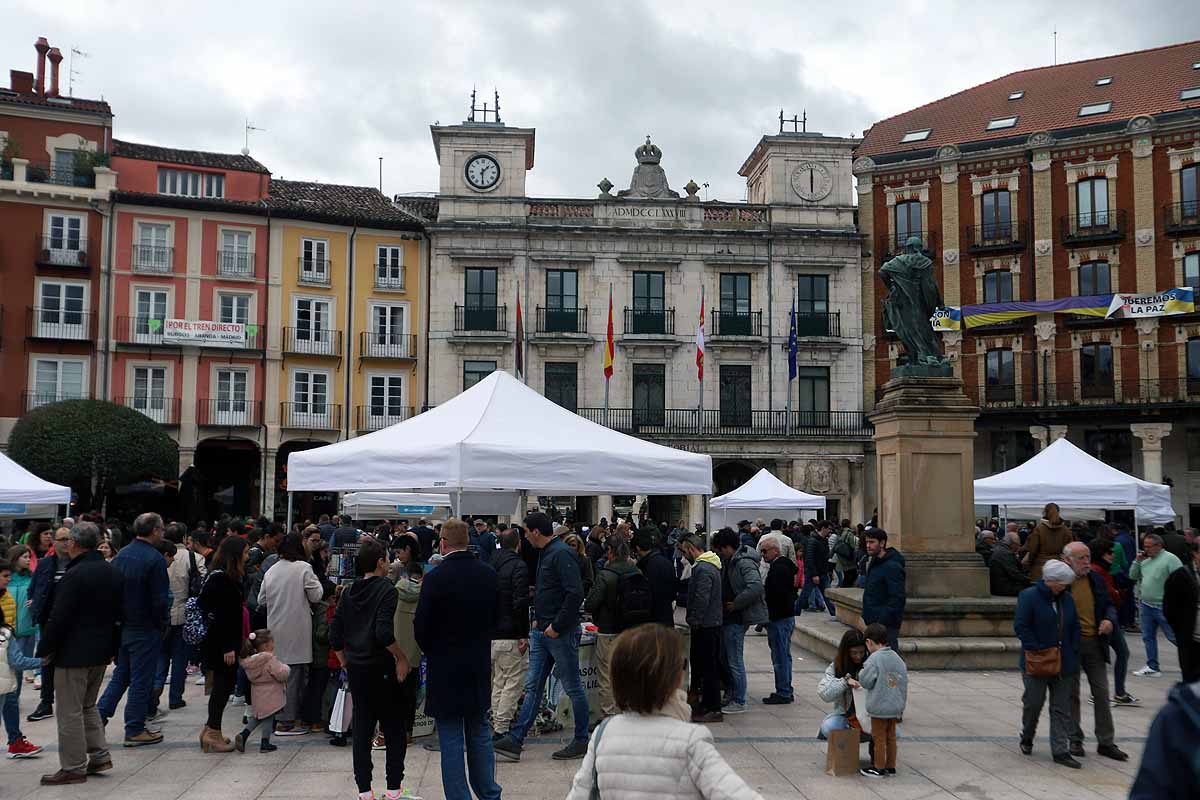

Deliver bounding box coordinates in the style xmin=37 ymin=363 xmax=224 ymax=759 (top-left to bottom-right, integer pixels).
xmin=1061 ymin=542 xmax=1128 ymax=762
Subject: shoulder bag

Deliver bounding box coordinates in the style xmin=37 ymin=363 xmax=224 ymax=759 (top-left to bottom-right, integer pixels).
xmin=1024 ymin=598 xmax=1063 ymax=678
xmin=589 ymin=716 xmax=613 ymax=800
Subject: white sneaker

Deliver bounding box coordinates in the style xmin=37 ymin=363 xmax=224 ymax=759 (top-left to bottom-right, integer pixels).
xmin=720 ymin=702 xmax=747 ymax=714
xmin=1132 ymin=666 xmax=1162 ymax=677
xmin=229 ymin=695 xmax=246 ymax=706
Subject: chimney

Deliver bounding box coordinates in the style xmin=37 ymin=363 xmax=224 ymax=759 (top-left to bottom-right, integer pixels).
xmin=47 ymin=47 xmax=62 ymax=97
xmin=34 ymin=37 xmax=49 ymax=95
xmin=10 ymin=70 xmax=34 ymax=94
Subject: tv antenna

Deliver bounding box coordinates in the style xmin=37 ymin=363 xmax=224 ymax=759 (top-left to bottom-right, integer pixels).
xmin=68 ymin=47 xmax=89 ymax=97
xmin=1053 ymin=28 xmax=1058 ymax=65
xmin=779 ymin=108 xmax=807 ymax=134
xmin=243 ymin=118 xmax=265 ymax=155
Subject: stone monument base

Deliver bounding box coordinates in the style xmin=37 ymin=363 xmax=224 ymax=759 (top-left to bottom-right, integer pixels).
xmin=792 ymin=613 xmax=1022 ymax=670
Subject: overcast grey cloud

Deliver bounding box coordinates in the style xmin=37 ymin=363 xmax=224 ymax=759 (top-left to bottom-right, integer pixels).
xmin=3 ymin=0 xmax=1198 ymax=201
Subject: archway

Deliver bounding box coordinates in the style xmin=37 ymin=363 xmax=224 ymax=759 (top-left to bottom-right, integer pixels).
xmin=190 ymin=438 xmax=261 ymax=523
xmin=712 ymin=460 xmax=759 ymax=498
xmin=276 ymin=439 xmax=338 ymax=524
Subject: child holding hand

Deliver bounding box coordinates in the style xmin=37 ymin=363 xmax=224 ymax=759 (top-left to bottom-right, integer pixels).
xmin=236 ymin=629 xmax=290 ymax=753
xmin=858 ymin=623 xmax=908 ymax=778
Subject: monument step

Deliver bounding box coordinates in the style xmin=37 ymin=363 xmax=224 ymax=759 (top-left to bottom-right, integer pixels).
xmin=792 ymin=615 xmax=1023 ymax=670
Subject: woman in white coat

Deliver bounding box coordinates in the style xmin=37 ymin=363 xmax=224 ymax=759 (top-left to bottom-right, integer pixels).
xmin=567 ymin=624 xmax=763 ymax=800
xmin=259 ymin=532 xmax=323 ymax=735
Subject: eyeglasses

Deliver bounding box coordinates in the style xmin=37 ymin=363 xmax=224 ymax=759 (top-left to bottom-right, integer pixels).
xmin=54 ymin=538 xmax=70 ymax=545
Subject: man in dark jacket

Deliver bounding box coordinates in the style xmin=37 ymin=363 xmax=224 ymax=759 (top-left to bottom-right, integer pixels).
xmin=632 ymin=529 xmax=677 ymax=626
xmin=990 ymin=532 xmax=1031 ymax=596
xmin=1061 ymin=542 xmax=1128 ymax=761
xmin=861 ymin=528 xmax=906 ymax=650
xmin=584 ymin=536 xmax=646 ymax=718
xmin=679 ymin=533 xmax=723 ymax=722
xmin=494 ymin=512 xmax=589 ymax=763
xmin=1128 ymin=680 xmax=1200 ymax=799
xmin=490 ymin=528 xmax=529 ymax=736
xmin=97 ymin=512 xmax=169 ymax=747
xmin=801 ymin=521 xmax=836 ymax=616
xmin=1163 ymin=541 xmax=1200 ymax=682
xmin=330 ymin=538 xmax=415 ymax=799
xmin=712 ymin=528 xmax=767 ymax=715
xmin=414 ymin=519 xmax=501 ymax=799
xmin=760 ymin=537 xmax=798 ymax=705
xmin=26 ymin=525 xmax=70 ymax=722
xmin=36 ymin=522 xmax=124 ymax=786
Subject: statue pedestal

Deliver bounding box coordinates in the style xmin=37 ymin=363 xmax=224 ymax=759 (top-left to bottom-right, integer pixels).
xmin=795 ymin=376 xmax=1020 ymax=669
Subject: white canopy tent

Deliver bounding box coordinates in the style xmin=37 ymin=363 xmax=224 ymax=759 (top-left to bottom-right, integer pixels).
xmin=288 ymin=371 xmax=713 ymax=521
xmin=0 ymin=451 xmax=70 ymax=518
xmin=973 ymin=437 xmax=1176 ymax=525
xmin=709 ymin=468 xmax=826 ymax=527
xmin=340 ymin=491 xmax=522 ymax=519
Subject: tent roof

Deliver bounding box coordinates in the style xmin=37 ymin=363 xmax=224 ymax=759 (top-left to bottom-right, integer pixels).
xmin=710 ymin=468 xmax=826 ymax=511
xmin=289 ymin=370 xmax=713 ymax=495
xmin=0 ymin=451 xmax=71 ymax=505
xmin=973 ymin=438 xmax=1175 ymax=523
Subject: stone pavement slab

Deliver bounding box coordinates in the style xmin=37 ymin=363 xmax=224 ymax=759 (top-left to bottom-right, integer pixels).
xmin=1 ymin=627 xmax=1179 ymax=799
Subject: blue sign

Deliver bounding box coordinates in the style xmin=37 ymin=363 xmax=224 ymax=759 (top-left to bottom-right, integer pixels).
xmin=395 ymin=505 xmax=436 ymax=515
xmin=0 ymin=503 xmax=28 ymax=514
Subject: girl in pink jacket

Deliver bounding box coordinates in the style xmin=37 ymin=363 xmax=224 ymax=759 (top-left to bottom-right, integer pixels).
xmin=236 ymin=629 xmax=290 ymax=753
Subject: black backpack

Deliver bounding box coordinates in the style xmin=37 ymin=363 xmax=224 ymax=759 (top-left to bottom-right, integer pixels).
xmin=606 ymin=568 xmax=654 ymax=631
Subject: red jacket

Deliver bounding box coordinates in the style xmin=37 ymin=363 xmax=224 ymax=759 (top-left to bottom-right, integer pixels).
xmin=326 ymin=601 xmax=341 ymax=670
xmin=1092 ymin=562 xmax=1121 ymax=607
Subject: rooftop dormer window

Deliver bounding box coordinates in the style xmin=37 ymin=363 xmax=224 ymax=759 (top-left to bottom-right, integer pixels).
xmin=158 ymin=167 xmax=224 ymax=199
xmin=1095 ymin=76 xmax=1113 ymax=86
xmin=1008 ymin=91 xmax=1024 ymax=100
xmin=986 ymin=116 xmax=1019 ymax=130
xmin=1078 ymin=101 xmax=1112 ymax=117
xmin=900 ymin=128 xmax=931 ymax=143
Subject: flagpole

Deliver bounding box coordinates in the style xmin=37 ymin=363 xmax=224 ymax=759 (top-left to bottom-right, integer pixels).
xmin=697 ymin=284 xmax=704 ymax=416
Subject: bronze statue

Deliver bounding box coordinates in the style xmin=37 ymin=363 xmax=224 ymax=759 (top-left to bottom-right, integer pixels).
xmin=880 ymin=236 xmax=949 ymax=373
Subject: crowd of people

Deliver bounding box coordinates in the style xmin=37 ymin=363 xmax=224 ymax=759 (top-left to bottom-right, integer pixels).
xmin=0 ymin=503 xmax=1195 ymax=795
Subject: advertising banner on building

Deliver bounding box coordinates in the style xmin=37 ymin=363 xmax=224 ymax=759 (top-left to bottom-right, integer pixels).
xmin=162 ymin=319 xmax=248 ymax=347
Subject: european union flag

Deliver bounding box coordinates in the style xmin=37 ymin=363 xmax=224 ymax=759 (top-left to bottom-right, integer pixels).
xmin=787 ymin=298 xmax=798 ymax=381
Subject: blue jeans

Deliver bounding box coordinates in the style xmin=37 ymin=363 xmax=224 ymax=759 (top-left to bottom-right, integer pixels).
xmin=721 ymin=623 xmax=748 ymax=705
xmin=435 ymin=713 xmax=502 ymax=800
xmin=2 ymin=636 xmax=41 ymax=743
xmin=1140 ymin=602 xmax=1176 ymax=671
xmin=819 ymin=713 xmax=849 ymax=738
xmin=508 ymin=628 xmax=589 ymax=745
xmin=1108 ymin=624 xmax=1130 ymax=697
xmin=799 ymin=576 xmax=836 ymax=615
xmin=765 ymin=617 xmax=795 ymax=699
xmin=98 ymin=628 xmax=162 ymax=738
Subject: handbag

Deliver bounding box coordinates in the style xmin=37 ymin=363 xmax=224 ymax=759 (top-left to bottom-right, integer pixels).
xmin=589 ymin=716 xmax=612 ymax=800
xmin=1024 ymin=599 xmax=1063 ymax=678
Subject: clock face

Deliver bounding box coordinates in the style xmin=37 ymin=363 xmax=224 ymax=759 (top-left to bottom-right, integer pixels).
xmin=465 ymin=154 xmax=500 ymax=191
xmin=791 ymin=161 xmax=833 ymax=202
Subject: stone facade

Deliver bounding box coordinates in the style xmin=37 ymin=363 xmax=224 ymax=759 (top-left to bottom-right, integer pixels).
xmin=418 ymin=118 xmax=868 ymax=523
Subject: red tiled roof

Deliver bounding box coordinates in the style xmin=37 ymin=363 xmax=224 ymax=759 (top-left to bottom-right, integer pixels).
xmin=0 ymin=90 xmax=111 ymax=117
xmin=113 ymin=140 xmax=270 ymax=174
xmin=857 ymin=39 xmax=1200 ymax=159
xmin=268 ymin=179 xmax=424 ymax=230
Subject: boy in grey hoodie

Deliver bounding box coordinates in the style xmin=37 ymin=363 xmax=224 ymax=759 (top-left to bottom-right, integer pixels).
xmin=858 ymin=623 xmax=908 ymax=778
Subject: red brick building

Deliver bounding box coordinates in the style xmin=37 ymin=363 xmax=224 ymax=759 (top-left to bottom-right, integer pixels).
xmin=855 ymin=40 xmax=1200 ymax=527
xmin=0 ymin=37 xmax=116 ymax=445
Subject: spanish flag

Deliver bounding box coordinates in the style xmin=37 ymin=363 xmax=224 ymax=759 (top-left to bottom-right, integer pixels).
xmin=603 ymin=286 xmax=615 ymax=379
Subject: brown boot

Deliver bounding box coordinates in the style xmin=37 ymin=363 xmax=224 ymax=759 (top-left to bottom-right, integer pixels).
xmin=200 ymin=727 xmax=234 ymax=753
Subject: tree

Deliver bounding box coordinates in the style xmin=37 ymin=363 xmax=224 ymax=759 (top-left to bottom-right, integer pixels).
xmin=8 ymin=400 xmax=178 ymax=510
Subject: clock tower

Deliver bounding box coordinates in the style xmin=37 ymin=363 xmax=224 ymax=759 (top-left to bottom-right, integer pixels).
xmin=430 ymin=100 xmax=535 ymax=221
xmin=737 ymin=128 xmax=856 ymax=209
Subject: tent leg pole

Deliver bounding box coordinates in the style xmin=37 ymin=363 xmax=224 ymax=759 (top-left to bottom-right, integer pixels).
xmin=703 ymin=494 xmax=709 ymax=535
xmin=286 ymin=491 xmax=293 ymax=532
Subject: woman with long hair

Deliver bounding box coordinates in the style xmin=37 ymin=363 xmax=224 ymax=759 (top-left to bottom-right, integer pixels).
xmin=817 ymin=628 xmax=869 ymax=739
xmin=197 ymin=535 xmax=249 ymax=752
xmin=567 ymin=624 xmax=762 ymax=800
xmin=563 ymin=533 xmax=594 ymax=597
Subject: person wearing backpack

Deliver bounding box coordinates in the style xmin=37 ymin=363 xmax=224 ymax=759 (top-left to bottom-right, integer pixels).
xmin=832 ymin=522 xmax=859 ymax=588
xmin=165 ymin=529 xmax=205 ymax=711
xmin=585 ymin=536 xmax=653 ymax=719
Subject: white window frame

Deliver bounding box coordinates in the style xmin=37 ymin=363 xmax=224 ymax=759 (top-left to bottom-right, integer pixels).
xmin=1181 ymin=87 xmax=1200 ymax=101
xmin=218 ymin=292 xmax=251 ymax=325
xmin=292 ymin=295 xmax=337 ymax=355
xmin=300 ymin=238 xmax=330 ymax=284
xmin=29 ymin=356 xmax=88 ymax=408
xmin=900 ymin=128 xmax=931 ymax=143
xmin=1008 ymin=91 xmax=1024 ymax=100
xmin=43 ymin=211 xmax=86 ymax=266
xmin=289 ymin=368 xmax=333 ymax=428
xmin=134 ymin=221 xmax=172 ymax=273
xmin=212 ymin=367 xmax=251 ymax=426
xmin=132 ymin=286 xmax=169 ymax=343
xmin=35 ymin=278 xmax=89 ymax=339
xmin=158 ymin=168 xmax=224 ymax=199
xmin=376 ymin=245 xmax=405 ymax=289
xmin=366 ymin=301 xmax=410 ymax=357
xmin=1079 ymin=101 xmax=1113 ymax=117
xmin=218 ymin=228 xmax=254 ymax=277
xmin=364 ymin=371 xmax=407 ymax=430
xmin=986 ymin=116 xmax=1018 ymax=130
xmin=130 ymin=364 xmax=170 ymax=423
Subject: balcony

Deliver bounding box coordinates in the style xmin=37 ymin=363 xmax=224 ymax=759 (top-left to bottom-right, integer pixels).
xmin=1061 ymin=209 xmax=1126 ymax=246
xmin=1163 ymin=202 xmax=1200 ymax=237
xmin=198 ymin=398 xmax=262 ymax=427
xmin=374 ymin=266 xmax=406 ymax=291
xmin=355 ymin=405 xmax=416 ymax=432
xmin=964 ymin=221 xmax=1027 ymax=254
xmin=26 ymin=307 xmax=93 ymax=341
xmin=535 ymin=306 xmax=588 ymax=335
xmin=35 ymin=235 xmax=89 ymax=269
xmin=709 ymin=309 xmax=762 ymax=338
xmin=283 ymin=327 xmax=343 ymax=357
xmin=882 ymin=230 xmax=937 ymax=261
xmin=576 ymin=408 xmax=872 ymax=439
xmin=115 ymin=316 xmax=167 ymax=346
xmin=360 ymin=331 xmax=417 ymax=359
xmin=217 ymin=250 xmax=255 ymax=278
xmin=454 ymin=304 xmax=507 ymax=333
xmin=25 ymin=160 xmax=96 ymax=189
xmin=623 ymin=307 xmax=675 ymax=336
xmin=132 ymin=245 xmax=173 ymax=273
xmin=298 ymin=258 xmax=331 ymax=286
xmin=116 ymin=396 xmax=181 ymax=425
xmin=966 ymin=378 xmax=1200 ymax=412
xmin=795 ymin=312 xmax=841 ymax=338
xmin=23 ymin=391 xmax=90 ymax=412
xmin=281 ymin=401 xmax=341 ymax=430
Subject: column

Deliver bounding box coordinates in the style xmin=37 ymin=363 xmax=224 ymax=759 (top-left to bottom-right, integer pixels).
xmin=854 ymin=161 xmax=877 ymax=410
xmin=1031 ymin=147 xmax=1054 ymax=300
xmin=1131 ymin=133 xmax=1157 ymax=293
xmin=1028 ymin=425 xmax=1049 ymax=452
xmin=687 ymin=494 xmax=705 ymax=530
xmin=1131 ymin=422 xmax=1172 ymax=484
xmin=596 ymin=494 xmax=614 ymax=524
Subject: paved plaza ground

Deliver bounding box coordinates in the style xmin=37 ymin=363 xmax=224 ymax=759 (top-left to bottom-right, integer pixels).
xmin=2 ymin=626 xmax=1177 ymax=800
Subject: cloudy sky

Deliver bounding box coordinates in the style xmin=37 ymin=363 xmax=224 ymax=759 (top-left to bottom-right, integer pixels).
xmin=5 ymin=0 xmax=1199 ymax=201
